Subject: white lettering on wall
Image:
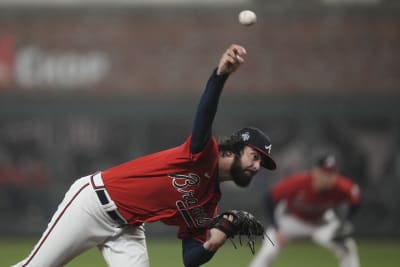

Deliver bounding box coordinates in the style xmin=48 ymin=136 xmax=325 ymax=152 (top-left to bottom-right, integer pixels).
xmin=15 ymin=46 xmax=109 ymax=90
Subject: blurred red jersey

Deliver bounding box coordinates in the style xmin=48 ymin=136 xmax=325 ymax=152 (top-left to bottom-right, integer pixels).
xmin=102 ymin=135 xmax=221 ymax=242
xmin=270 ymin=171 xmax=361 ymax=223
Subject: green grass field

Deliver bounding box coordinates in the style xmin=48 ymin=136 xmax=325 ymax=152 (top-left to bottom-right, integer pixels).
xmin=2 ymin=238 xmax=399 ymax=266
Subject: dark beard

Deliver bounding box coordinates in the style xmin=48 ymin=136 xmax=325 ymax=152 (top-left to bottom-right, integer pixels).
xmin=230 ymin=155 xmax=253 ymax=187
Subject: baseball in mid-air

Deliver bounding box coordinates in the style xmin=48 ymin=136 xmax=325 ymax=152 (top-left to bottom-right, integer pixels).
xmin=238 ymin=10 xmax=257 ymax=26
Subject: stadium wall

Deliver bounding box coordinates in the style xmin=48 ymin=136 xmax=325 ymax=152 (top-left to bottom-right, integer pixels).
xmin=0 ymin=6 xmax=399 ymax=237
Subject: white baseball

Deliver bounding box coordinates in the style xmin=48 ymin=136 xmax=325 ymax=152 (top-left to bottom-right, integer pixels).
xmin=238 ymin=10 xmax=257 ymax=26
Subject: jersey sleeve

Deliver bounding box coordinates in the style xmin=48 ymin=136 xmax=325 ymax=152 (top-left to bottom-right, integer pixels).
xmin=336 ymin=176 xmax=361 ymax=205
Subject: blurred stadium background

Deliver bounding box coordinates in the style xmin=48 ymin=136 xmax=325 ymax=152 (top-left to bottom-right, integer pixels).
xmin=0 ymin=0 xmax=399 ymax=265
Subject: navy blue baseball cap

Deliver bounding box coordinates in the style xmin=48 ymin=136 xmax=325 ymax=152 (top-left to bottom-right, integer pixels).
xmin=234 ymin=127 xmax=277 ymax=170
xmin=315 ymin=154 xmax=337 ymax=173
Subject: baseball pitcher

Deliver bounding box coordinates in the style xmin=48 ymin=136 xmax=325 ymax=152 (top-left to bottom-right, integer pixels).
xmin=13 ymin=44 xmax=275 ymax=267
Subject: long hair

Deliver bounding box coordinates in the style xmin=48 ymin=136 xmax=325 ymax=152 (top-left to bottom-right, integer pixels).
xmin=217 ymin=134 xmax=246 ymax=157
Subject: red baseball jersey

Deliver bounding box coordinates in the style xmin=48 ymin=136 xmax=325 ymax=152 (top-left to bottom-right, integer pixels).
xmin=270 ymin=171 xmax=361 ymax=223
xmin=102 ymin=135 xmax=221 ymax=242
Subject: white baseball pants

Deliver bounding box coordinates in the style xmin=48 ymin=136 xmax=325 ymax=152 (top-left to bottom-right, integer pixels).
xmin=12 ymin=174 xmax=149 ymax=267
xmin=249 ymin=203 xmax=360 ymax=267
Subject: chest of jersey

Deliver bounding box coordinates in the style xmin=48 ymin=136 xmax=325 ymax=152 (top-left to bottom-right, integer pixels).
xmin=290 ymin=189 xmax=339 ymax=214
xmin=102 ymin=136 xmax=220 ymax=227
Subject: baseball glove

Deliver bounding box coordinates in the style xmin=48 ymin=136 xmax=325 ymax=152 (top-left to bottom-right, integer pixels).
xmin=208 ymin=210 xmax=266 ymax=254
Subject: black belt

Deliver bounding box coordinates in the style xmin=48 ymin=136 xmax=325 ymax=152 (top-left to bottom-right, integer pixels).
xmin=95 ymin=189 xmax=126 ymax=226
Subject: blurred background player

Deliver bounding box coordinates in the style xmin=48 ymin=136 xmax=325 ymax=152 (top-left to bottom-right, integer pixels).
xmin=249 ymin=154 xmax=361 ymax=267
xmin=12 ymin=44 xmax=277 ymax=267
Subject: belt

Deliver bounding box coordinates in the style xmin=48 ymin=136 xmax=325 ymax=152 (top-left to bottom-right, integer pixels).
xmin=90 ymin=172 xmax=127 ymax=226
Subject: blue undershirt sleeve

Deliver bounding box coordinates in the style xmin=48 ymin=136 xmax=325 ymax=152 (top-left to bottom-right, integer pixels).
xmin=182 ymin=237 xmax=215 ymax=267
xmin=184 ymin=68 xmax=229 ymax=265
xmin=190 ymin=68 xmax=229 ymax=154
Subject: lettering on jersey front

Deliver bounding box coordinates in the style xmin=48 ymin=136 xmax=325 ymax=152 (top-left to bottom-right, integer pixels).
xmin=170 ymin=173 xmax=199 ymax=189
xmin=168 ymin=173 xmax=210 ymax=228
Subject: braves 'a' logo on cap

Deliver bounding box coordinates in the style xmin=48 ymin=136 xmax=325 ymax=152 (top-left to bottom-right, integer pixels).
xmin=265 ymin=144 xmax=272 ymax=154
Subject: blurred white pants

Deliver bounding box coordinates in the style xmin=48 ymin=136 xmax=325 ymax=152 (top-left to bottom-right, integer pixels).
xmin=11 ymin=174 xmax=149 ymax=267
xmin=249 ymin=202 xmax=360 ymax=267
